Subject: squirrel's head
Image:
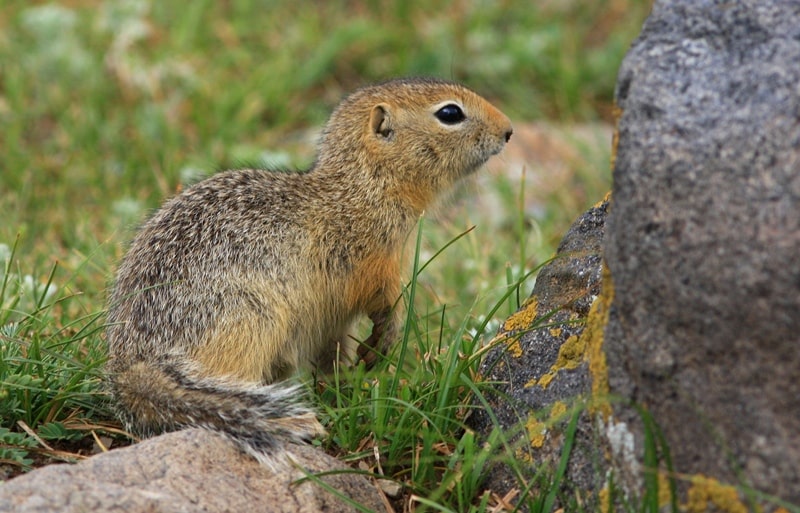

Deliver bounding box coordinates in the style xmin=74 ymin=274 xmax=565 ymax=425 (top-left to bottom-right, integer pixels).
xmin=317 ymin=77 xmax=512 ymax=213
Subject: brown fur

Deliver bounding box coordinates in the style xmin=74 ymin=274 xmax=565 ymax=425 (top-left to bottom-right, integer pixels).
xmin=105 ymin=77 xmax=512 ymax=462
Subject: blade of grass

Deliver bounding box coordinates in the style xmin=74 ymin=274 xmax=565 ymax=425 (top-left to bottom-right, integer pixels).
xmin=541 ymin=405 xmax=581 ymax=512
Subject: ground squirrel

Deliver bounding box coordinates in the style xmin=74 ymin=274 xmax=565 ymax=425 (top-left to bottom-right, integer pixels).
xmin=106 ymin=77 xmax=512 ymax=464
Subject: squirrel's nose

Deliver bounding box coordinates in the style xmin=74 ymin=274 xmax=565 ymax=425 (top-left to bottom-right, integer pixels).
xmin=504 ymin=129 xmax=513 ymax=143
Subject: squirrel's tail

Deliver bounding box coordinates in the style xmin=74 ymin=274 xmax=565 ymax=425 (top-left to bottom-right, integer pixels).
xmin=109 ymin=358 xmax=325 ymax=466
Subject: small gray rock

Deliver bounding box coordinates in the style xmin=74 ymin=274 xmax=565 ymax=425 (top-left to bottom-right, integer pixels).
xmin=0 ymin=429 xmax=385 ymax=513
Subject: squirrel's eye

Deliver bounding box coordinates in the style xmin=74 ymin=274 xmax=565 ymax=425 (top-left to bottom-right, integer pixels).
xmin=434 ymin=104 xmax=466 ymax=125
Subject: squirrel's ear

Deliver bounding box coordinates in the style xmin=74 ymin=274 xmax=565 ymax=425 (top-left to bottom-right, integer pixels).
xmin=369 ymin=104 xmax=393 ymax=140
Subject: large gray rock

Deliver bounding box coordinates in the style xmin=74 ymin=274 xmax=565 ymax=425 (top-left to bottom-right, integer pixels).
xmin=473 ymin=1 xmax=800 ymax=510
xmin=605 ymin=0 xmax=800 ymax=504
xmin=0 ymin=429 xmax=385 ymax=513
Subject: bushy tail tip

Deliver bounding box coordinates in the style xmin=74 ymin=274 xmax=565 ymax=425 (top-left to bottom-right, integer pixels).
xmin=109 ymin=359 xmax=326 ymax=465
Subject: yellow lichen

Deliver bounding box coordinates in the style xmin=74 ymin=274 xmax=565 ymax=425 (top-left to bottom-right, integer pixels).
xmin=610 ymin=104 xmax=622 ymax=171
xmin=555 ymin=335 xmax=586 ymax=367
xmin=598 ymin=483 xmax=611 ymax=512
xmin=523 ymin=402 xmax=574 ymax=452
xmin=593 ymin=191 xmax=612 ymax=209
xmin=514 ymin=446 xmax=533 ymax=464
xmin=502 ymin=297 xmax=539 ymax=333
xmin=506 ymin=338 xmax=523 ymax=358
xmin=549 ymin=401 xmax=568 ymax=421
xmin=524 ymin=377 xmax=538 ymax=388
xmin=685 ymin=475 xmax=748 ymax=513
xmin=583 ymin=264 xmax=614 ymax=419
xmin=537 ymin=371 xmax=555 ymax=388
xmin=535 ymin=333 xmax=588 ymax=390
xmin=548 ymin=327 xmax=563 ymax=338
xmin=496 ymin=297 xmax=540 ymax=360
xmin=525 ymin=414 xmax=546 ymax=448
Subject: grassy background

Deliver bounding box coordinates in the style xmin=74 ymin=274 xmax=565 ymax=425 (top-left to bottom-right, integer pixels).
xmin=1 ymin=0 xmax=650 ymax=289
xmin=0 ymin=0 xmax=653 ymax=509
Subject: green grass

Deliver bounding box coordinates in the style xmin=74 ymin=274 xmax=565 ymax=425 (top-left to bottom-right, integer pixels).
xmin=0 ymin=0 xmax=651 ymax=279
xmin=0 ymin=0 xmax=672 ymax=509
xmin=310 ymin=222 xmax=578 ymax=512
xmin=0 ymin=238 xmax=113 ymax=471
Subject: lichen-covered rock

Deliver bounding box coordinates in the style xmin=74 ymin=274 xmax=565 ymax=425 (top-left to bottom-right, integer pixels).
xmin=474 ymin=1 xmax=800 ymax=510
xmin=470 ymin=198 xmax=608 ymax=505
xmin=604 ymin=0 xmax=800 ymax=506
xmin=0 ymin=429 xmax=384 ymax=513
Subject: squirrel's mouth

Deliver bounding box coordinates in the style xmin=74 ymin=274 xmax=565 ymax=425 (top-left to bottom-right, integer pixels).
xmin=485 ymin=137 xmax=510 ymax=158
